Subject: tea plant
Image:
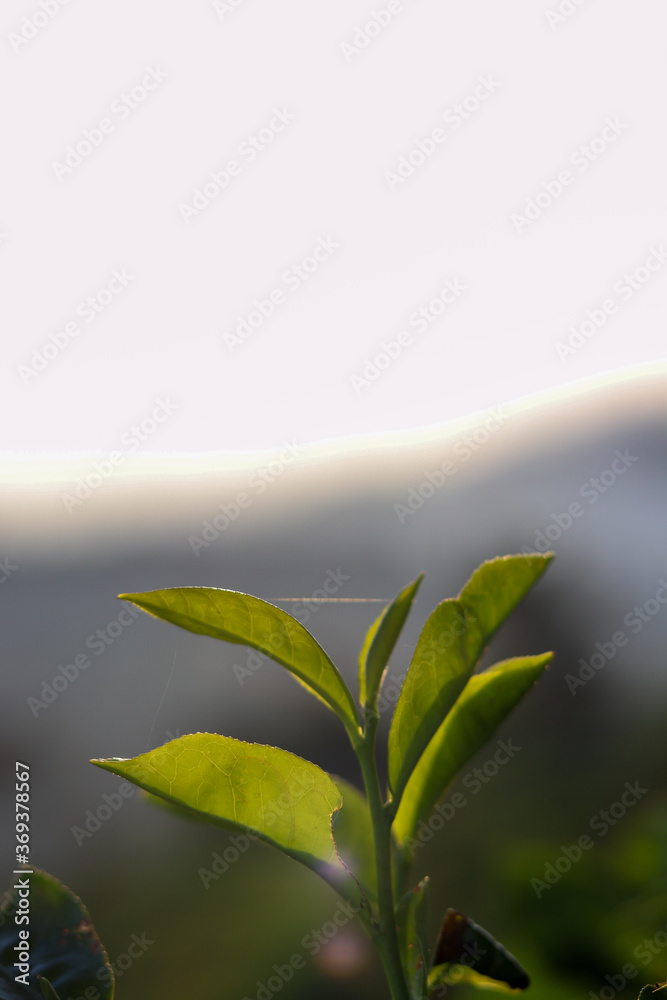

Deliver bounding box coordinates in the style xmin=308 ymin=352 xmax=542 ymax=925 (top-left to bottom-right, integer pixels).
xmin=3 ymin=553 xmax=664 ymax=999
xmin=90 ymin=553 xmax=552 ymax=998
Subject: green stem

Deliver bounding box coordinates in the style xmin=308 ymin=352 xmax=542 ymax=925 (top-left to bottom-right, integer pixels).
xmin=355 ymin=710 xmax=412 ymax=1000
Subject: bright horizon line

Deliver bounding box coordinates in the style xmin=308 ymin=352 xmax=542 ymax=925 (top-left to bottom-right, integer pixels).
xmin=2 ymin=360 xmax=665 ymax=487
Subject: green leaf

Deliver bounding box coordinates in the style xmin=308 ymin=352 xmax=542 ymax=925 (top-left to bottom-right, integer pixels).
xmin=428 ymin=909 xmax=529 ymax=993
xmin=393 ymin=653 xmax=552 ymax=847
xmin=0 ymin=869 xmax=113 ymax=1000
xmin=358 ymin=574 xmax=424 ymax=711
xmin=396 ymin=879 xmax=430 ymax=999
xmin=387 ymin=598 xmax=472 ymax=804
xmin=457 ymin=554 xmax=553 ymax=658
xmin=388 ymin=555 xmax=552 ymax=805
xmin=92 ymin=733 xmax=344 ymax=879
xmin=331 ymin=777 xmax=377 ymax=900
xmin=118 ymin=587 xmax=359 ymax=733
xmin=428 ymin=964 xmax=524 ymax=994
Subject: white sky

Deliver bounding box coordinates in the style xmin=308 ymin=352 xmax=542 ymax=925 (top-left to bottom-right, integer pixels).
xmin=2 ymin=0 xmax=666 ymax=462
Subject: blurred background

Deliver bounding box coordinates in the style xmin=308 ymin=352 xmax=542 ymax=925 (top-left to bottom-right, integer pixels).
xmin=2 ymin=0 xmax=667 ymax=997
xmin=2 ymin=372 xmax=666 ymax=999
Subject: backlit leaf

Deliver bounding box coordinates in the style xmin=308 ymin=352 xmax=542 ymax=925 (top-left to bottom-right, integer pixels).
xmin=388 ymin=555 xmax=552 ymax=805
xmin=457 ymin=554 xmax=553 ymax=659
xmin=92 ymin=734 xmax=344 ymax=881
xmin=387 ymin=598 xmax=473 ymax=804
xmin=393 ymin=654 xmax=552 ymax=848
xmin=359 ymin=574 xmax=423 ymax=712
xmin=118 ymin=587 xmax=358 ymax=733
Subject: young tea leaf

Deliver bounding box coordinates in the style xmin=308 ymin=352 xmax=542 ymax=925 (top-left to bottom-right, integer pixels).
xmin=118 ymin=587 xmax=359 ymax=733
xmin=0 ymin=870 xmax=113 ymax=1000
xmin=429 ymin=909 xmax=529 ymax=993
xmin=359 ymin=574 xmax=423 ymax=712
xmin=393 ymin=653 xmax=552 ymax=848
xmin=387 ymin=598 xmax=473 ymax=805
xmin=458 ymin=554 xmax=553 ymax=656
xmin=395 ymin=878 xmax=430 ymax=1000
xmin=92 ymin=734 xmax=345 ymax=879
xmin=388 ymin=555 xmax=552 ymax=806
